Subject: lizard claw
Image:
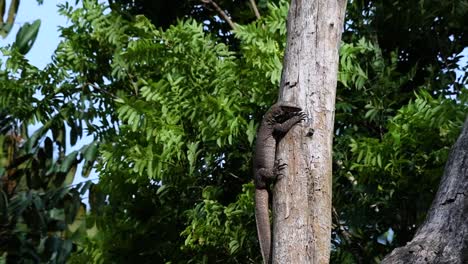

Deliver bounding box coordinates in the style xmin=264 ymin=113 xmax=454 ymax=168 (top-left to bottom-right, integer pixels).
xmin=298 ymin=111 xmax=307 ymax=121
xmin=275 ymin=159 xmax=287 ymax=167
xmin=277 ymin=163 xmax=288 ymax=170
xmin=274 ymin=159 xmax=288 ymax=177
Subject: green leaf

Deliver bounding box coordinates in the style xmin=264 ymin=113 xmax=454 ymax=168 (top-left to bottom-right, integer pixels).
xmin=80 ymin=181 xmax=93 ymax=195
xmin=64 ymin=164 xmax=77 ymax=186
xmin=13 ymin=19 xmax=41 ymax=55
xmin=58 ymin=239 xmax=73 ymax=263
xmin=83 ymin=142 xmax=99 ymax=161
xmin=52 ymin=121 xmax=66 ymax=148
xmin=70 ymin=122 xmax=80 ymax=146
xmin=187 ymin=141 xmax=199 ymax=174
xmin=0 ymin=190 xmax=8 ymax=222
xmin=246 ymin=120 xmax=257 ymax=145
xmin=82 ymin=160 xmax=94 ymax=178
xmin=25 ymin=126 xmax=47 ymax=153
xmin=229 ymin=240 xmax=239 ymax=254
xmin=60 ymin=151 xmax=78 ymax=173
xmin=8 ymin=192 xmax=30 ymax=216
xmin=44 ymin=137 xmax=54 ymax=159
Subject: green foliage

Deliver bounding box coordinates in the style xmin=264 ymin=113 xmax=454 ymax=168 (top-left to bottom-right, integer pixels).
xmin=0 ymin=65 xmax=96 ymax=262
xmin=181 ymin=183 xmax=258 ymax=263
xmin=331 ymin=1 xmax=468 ymax=262
xmin=344 ymin=0 xmax=468 ymax=96
xmin=110 ymin=18 xmax=248 ymax=180
xmin=331 ymin=91 xmax=467 ymax=262
xmin=107 ymin=0 xmax=283 ymax=44
xmin=1 ymin=0 xmax=42 ymax=55
xmin=235 ymin=1 xmax=289 ymax=86
xmin=0 ymin=1 xmax=105 ymax=262
xmin=58 ymin=1 xmax=291 ymax=263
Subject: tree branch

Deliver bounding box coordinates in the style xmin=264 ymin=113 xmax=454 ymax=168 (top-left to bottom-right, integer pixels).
xmin=200 ymin=0 xmax=236 ymax=30
xmin=249 ymin=0 xmax=261 ymax=19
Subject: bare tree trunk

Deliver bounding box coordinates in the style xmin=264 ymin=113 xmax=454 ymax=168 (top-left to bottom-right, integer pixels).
xmin=381 ymin=119 xmax=468 ymax=264
xmin=272 ymin=0 xmax=347 ymax=263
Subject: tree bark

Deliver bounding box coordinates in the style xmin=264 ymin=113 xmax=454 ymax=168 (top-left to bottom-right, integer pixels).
xmin=272 ymin=0 xmax=347 ymax=263
xmin=381 ymin=119 xmax=468 ymax=264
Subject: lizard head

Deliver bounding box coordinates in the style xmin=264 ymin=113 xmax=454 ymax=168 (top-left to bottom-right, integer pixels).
xmin=264 ymin=102 xmax=303 ymax=125
xmin=270 ymin=102 xmax=302 ymax=122
xmin=279 ymin=104 xmax=302 ymax=113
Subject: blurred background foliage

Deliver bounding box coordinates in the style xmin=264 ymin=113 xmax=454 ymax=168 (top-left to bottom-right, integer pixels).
xmin=0 ymin=0 xmax=467 ymax=263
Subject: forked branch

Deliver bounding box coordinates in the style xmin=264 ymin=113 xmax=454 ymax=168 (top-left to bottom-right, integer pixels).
xmin=200 ymin=0 xmax=236 ymax=30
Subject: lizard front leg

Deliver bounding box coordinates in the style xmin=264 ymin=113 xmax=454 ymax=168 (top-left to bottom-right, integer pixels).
xmin=273 ymin=111 xmax=306 ymax=134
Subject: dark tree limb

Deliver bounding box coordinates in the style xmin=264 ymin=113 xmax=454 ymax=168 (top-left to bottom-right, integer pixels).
xmin=200 ymin=0 xmax=236 ymax=30
xmin=381 ymin=118 xmax=468 ymax=264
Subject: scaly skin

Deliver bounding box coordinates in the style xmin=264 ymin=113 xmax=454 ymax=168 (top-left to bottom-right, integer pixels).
xmin=254 ymin=102 xmax=305 ymax=264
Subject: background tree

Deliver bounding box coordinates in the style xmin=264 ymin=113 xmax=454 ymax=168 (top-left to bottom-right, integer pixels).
xmin=381 ymin=117 xmax=468 ymax=263
xmin=331 ymin=1 xmax=468 ymax=261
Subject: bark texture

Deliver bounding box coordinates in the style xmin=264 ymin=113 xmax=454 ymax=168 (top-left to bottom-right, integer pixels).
xmin=381 ymin=119 xmax=468 ymax=264
xmin=272 ymin=0 xmax=347 ymax=263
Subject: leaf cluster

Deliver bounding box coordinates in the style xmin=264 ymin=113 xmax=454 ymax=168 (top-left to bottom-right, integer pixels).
xmin=54 ymin=1 xmax=290 ymax=263
xmin=0 ymin=56 xmax=98 ymax=263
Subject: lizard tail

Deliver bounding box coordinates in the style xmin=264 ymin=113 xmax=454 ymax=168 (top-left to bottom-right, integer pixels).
xmin=255 ymin=189 xmax=271 ymax=264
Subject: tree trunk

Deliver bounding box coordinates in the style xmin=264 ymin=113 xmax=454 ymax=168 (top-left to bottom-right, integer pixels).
xmin=272 ymin=0 xmax=347 ymax=263
xmin=381 ymin=118 xmax=468 ymax=264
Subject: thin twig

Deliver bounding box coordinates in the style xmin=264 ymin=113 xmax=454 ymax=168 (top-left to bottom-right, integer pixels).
xmin=249 ymin=0 xmax=261 ymax=19
xmin=201 ymin=0 xmax=236 ymax=30
xmin=85 ymin=82 xmax=118 ymax=99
